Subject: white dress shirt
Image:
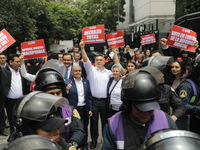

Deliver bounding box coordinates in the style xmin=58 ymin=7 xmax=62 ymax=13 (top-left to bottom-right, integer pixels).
xmin=73 ymin=60 xmax=80 ymax=66
xmin=20 ymin=64 xmax=36 ymax=82
xmin=74 ymin=78 xmax=86 ymax=106
xmin=7 ymin=66 xmax=24 ymax=99
xmin=83 ymin=59 xmax=112 ymax=98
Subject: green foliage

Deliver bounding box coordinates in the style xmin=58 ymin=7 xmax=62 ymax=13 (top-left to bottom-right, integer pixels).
xmin=176 ymin=0 xmax=200 ymax=19
xmin=0 ymin=0 xmax=84 ymax=51
xmin=82 ymin=0 xmax=126 ymax=32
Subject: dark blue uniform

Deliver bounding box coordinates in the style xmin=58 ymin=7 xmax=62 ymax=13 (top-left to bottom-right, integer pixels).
xmin=176 ymin=79 xmax=200 ymax=134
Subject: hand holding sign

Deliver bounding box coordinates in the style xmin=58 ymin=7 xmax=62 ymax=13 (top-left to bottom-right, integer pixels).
xmin=160 ymin=38 xmax=168 ymax=49
xmin=166 ymin=25 xmax=197 ymax=52
xmin=79 ymin=39 xmax=85 ymax=49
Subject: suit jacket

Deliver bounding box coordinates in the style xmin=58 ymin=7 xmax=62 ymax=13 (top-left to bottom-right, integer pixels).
xmin=5 ymin=66 xmax=30 ymax=97
xmin=65 ymin=77 xmax=92 ymax=115
xmin=0 ymin=66 xmax=10 ymax=103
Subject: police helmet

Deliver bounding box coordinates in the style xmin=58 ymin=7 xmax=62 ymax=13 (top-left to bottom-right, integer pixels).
xmin=3 ymin=135 xmax=62 ymax=150
xmin=142 ymin=56 xmax=173 ymax=71
xmin=13 ymin=91 xmax=70 ymax=136
xmin=34 ymin=69 xmax=66 ymax=95
xmin=189 ymin=54 xmax=200 ymax=79
xmin=141 ymin=129 xmax=200 ymax=150
xmin=122 ymin=70 xmax=160 ymax=111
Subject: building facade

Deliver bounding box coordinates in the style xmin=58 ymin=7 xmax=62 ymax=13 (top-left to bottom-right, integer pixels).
xmin=118 ymin=0 xmax=176 ymax=49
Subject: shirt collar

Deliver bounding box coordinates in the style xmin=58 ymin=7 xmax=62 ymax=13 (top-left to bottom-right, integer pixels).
xmin=8 ymin=66 xmax=20 ymax=73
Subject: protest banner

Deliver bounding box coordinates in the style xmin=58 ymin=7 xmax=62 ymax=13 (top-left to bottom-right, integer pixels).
xmin=140 ymin=33 xmax=156 ymax=45
xmin=166 ymin=25 xmax=197 ymax=52
xmin=0 ymin=29 xmax=16 ymax=53
xmin=21 ymin=39 xmax=47 ymax=60
xmin=82 ymin=25 xmax=105 ymax=44
xmin=106 ymin=30 xmax=125 ymax=48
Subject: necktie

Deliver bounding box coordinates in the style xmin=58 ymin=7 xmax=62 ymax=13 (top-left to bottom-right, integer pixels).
xmin=65 ymin=68 xmax=69 ymax=80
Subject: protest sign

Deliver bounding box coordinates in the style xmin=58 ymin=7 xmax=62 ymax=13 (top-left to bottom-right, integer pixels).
xmin=0 ymin=29 xmax=16 ymax=53
xmin=82 ymin=25 xmax=105 ymax=44
xmin=140 ymin=33 xmax=156 ymax=45
xmin=106 ymin=30 xmax=125 ymax=48
xmin=21 ymin=39 xmax=47 ymax=60
xmin=166 ymin=25 xmax=197 ymax=52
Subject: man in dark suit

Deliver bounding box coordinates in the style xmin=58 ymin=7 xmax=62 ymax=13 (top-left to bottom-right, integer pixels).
xmin=0 ymin=66 xmax=10 ymax=136
xmin=66 ymin=66 xmax=92 ymax=150
xmin=63 ymin=53 xmax=73 ymax=80
xmin=4 ymin=54 xmax=30 ymax=140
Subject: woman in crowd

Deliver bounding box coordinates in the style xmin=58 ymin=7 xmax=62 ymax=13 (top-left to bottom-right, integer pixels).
xmin=107 ymin=64 xmax=123 ymax=117
xmin=170 ymin=60 xmax=186 ymax=89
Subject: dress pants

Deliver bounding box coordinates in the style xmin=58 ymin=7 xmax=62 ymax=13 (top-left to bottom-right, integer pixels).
xmin=77 ymin=105 xmax=88 ymax=147
xmin=90 ymin=98 xmax=109 ymax=142
xmin=5 ymin=98 xmax=20 ymax=134
xmin=0 ymin=101 xmax=6 ymax=132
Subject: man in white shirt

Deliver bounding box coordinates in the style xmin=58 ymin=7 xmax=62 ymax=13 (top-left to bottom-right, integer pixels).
xmin=5 ymin=54 xmax=30 ymax=140
xmin=80 ymin=40 xmax=112 ymax=149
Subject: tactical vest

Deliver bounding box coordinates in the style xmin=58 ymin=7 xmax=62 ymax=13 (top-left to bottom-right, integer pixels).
xmin=108 ymin=109 xmax=169 ymax=150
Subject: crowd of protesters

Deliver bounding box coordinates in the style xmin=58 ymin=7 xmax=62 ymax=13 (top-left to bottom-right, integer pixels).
xmin=1 ymin=37 xmax=200 ymax=150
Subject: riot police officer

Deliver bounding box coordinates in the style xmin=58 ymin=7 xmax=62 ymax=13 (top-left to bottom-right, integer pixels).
xmin=142 ymin=56 xmax=186 ymax=122
xmin=34 ymin=68 xmax=85 ymax=149
xmin=13 ymin=91 xmax=75 ymax=150
xmin=102 ymin=70 xmax=177 ymax=150
xmin=176 ymin=54 xmax=200 ymax=134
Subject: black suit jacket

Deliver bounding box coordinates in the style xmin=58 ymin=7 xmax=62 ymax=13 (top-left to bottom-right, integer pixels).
xmin=5 ymin=66 xmax=30 ymax=97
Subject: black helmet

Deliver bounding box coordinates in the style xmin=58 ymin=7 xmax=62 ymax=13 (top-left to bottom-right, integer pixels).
xmin=189 ymin=54 xmax=200 ymax=79
xmin=3 ymin=135 xmax=62 ymax=150
xmin=142 ymin=56 xmax=173 ymax=71
xmin=122 ymin=70 xmax=160 ymax=111
xmin=34 ymin=69 xmax=66 ymax=96
xmin=142 ymin=56 xmax=173 ymax=84
xmin=13 ymin=91 xmax=70 ymax=136
xmin=141 ymin=129 xmax=200 ymax=150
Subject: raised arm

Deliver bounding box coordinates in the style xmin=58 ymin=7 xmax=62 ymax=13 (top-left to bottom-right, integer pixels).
xmin=113 ymin=47 xmax=127 ymax=75
xmin=19 ymin=55 xmax=36 ymax=82
xmin=79 ymin=40 xmax=88 ymax=62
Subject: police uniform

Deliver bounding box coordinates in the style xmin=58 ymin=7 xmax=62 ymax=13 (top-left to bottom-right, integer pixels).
xmin=176 ymin=79 xmax=200 ymax=134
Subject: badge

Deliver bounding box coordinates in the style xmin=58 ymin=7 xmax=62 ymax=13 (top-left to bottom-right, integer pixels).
xmin=179 ymin=90 xmax=187 ymax=98
xmin=73 ymin=109 xmax=81 ymax=119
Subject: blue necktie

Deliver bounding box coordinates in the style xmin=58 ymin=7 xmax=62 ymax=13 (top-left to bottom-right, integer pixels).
xmin=64 ymin=68 xmax=68 ymax=80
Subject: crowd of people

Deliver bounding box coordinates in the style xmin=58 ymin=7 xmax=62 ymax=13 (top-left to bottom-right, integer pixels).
xmin=0 ymin=37 xmax=200 ymax=150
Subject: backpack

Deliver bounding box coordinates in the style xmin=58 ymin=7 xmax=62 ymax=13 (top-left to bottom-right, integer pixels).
xmin=186 ymin=79 xmax=197 ymax=104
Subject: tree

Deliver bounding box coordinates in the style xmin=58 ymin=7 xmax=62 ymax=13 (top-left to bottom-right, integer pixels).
xmin=0 ymin=0 xmax=84 ymax=52
xmin=176 ymin=0 xmax=200 ymax=19
xmin=80 ymin=0 xmax=126 ymax=32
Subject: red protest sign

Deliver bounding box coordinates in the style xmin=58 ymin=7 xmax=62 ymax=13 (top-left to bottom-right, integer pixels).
xmin=21 ymin=39 xmax=47 ymax=60
xmin=166 ymin=25 xmax=197 ymax=52
xmin=0 ymin=29 xmax=16 ymax=53
xmin=82 ymin=25 xmax=105 ymax=44
xmin=106 ymin=30 xmax=125 ymax=48
xmin=140 ymin=33 xmax=156 ymax=45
